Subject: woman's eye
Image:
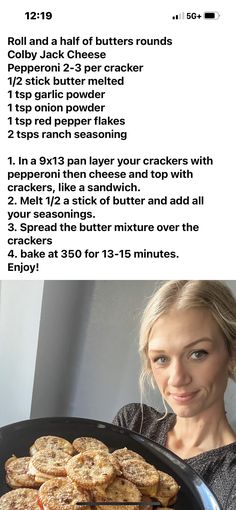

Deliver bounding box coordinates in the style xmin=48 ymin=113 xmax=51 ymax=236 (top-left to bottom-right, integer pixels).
xmin=153 ymin=356 xmax=169 ymax=365
xmin=190 ymin=350 xmax=208 ymax=360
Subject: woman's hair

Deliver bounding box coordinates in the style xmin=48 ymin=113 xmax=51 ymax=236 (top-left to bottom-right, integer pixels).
xmin=139 ymin=280 xmax=236 ymax=392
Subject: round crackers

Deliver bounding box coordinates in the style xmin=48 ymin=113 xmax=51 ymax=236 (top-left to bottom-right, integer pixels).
xmin=0 ymin=488 xmax=39 ymax=509
xmin=73 ymin=437 xmax=109 ymax=454
xmin=156 ymin=470 xmax=180 ymax=507
xmin=112 ymin=448 xmax=144 ymax=465
xmin=2 ymin=433 xmax=180 ymax=509
xmin=121 ymin=459 xmax=159 ymax=497
xmin=5 ymin=456 xmax=40 ymax=489
xmin=30 ymin=436 xmax=74 ymax=456
xmin=66 ymin=450 xmax=116 ymax=489
xmin=94 ymin=477 xmax=142 ymax=510
xmin=38 ymin=477 xmax=91 ymax=510
xmin=29 ymin=449 xmax=71 ymax=482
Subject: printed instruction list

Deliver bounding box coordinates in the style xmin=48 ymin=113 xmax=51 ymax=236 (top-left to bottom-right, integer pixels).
xmin=3 ymin=26 xmax=215 ymax=276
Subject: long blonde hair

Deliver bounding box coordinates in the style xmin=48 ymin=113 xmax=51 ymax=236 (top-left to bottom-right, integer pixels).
xmin=139 ymin=280 xmax=236 ymax=392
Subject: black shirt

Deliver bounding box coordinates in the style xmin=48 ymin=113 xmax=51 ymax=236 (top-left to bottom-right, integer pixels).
xmin=113 ymin=403 xmax=236 ymax=510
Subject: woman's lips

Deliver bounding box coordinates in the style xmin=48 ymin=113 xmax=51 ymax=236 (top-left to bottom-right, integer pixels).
xmin=169 ymin=390 xmax=199 ymax=403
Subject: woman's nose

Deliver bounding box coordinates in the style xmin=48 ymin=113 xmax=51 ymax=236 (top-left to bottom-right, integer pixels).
xmin=168 ymin=360 xmax=192 ymax=387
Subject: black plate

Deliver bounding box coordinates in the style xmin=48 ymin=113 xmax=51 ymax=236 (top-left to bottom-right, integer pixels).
xmin=0 ymin=416 xmax=221 ymax=509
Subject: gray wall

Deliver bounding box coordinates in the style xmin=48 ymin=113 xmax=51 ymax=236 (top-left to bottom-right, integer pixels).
xmin=66 ymin=280 xmax=158 ymax=421
xmin=31 ymin=281 xmax=95 ymax=417
xmin=0 ymin=281 xmax=44 ymax=427
xmin=30 ymin=280 xmax=158 ymax=421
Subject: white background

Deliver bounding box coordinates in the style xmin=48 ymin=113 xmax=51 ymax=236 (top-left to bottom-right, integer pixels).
xmin=0 ymin=0 xmax=235 ymax=279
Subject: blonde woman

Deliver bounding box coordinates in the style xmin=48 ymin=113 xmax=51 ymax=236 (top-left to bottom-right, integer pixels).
xmin=113 ymin=281 xmax=236 ymax=509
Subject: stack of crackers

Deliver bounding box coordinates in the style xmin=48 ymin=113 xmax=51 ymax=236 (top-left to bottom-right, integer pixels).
xmin=0 ymin=435 xmax=180 ymax=510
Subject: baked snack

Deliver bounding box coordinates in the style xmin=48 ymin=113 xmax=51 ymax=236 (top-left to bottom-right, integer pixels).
xmin=140 ymin=495 xmax=153 ymax=510
xmin=73 ymin=437 xmax=109 ymax=454
xmin=66 ymin=450 xmax=116 ymax=490
xmin=111 ymin=448 xmax=144 ymax=465
xmin=38 ymin=477 xmax=91 ymax=510
xmin=28 ymin=449 xmax=71 ymax=483
xmin=0 ymin=488 xmax=38 ymax=509
xmin=121 ymin=459 xmax=160 ymax=497
xmin=2 ymin=433 xmax=181 ymax=509
xmin=109 ymin=455 xmax=122 ymax=477
xmin=30 ymin=436 xmax=74 ymax=456
xmin=156 ymin=470 xmax=180 ymax=507
xmin=5 ymin=456 xmax=40 ymax=489
xmin=93 ymin=476 xmax=142 ymax=510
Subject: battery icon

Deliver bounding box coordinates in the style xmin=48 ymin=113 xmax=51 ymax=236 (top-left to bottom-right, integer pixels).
xmin=204 ymin=11 xmax=220 ymax=19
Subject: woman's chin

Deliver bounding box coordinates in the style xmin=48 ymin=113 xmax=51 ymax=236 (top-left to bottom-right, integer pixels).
xmin=168 ymin=400 xmax=203 ymax=418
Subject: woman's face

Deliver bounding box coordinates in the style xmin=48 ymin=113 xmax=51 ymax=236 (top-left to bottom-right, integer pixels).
xmin=148 ymin=307 xmax=231 ymax=418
